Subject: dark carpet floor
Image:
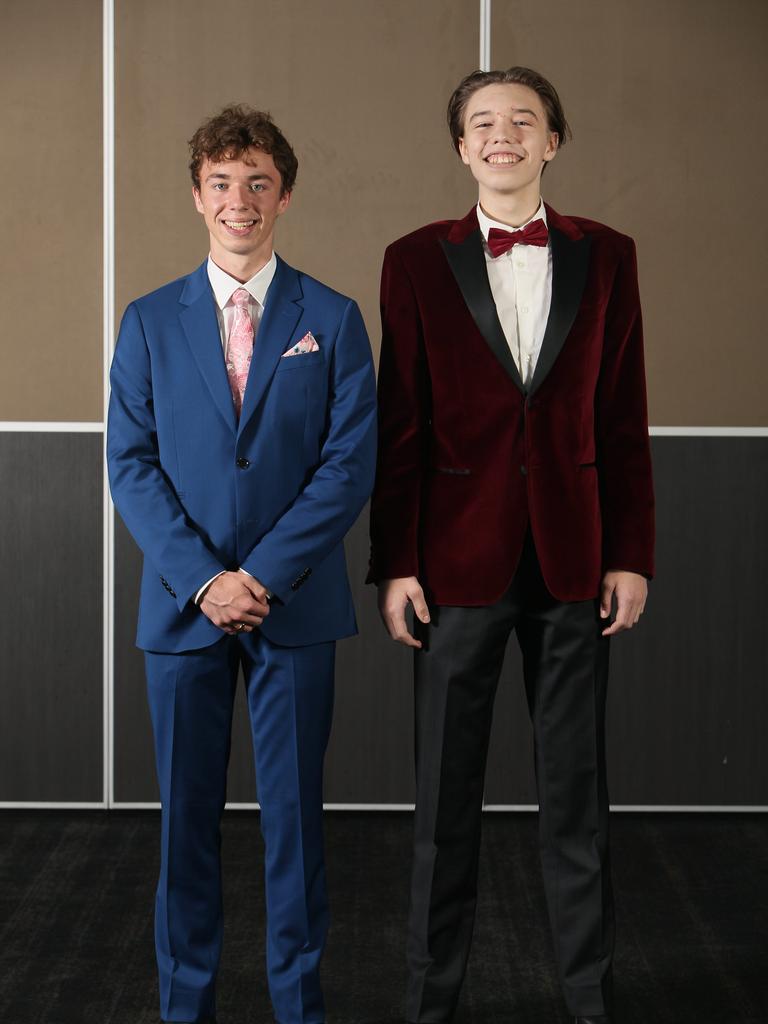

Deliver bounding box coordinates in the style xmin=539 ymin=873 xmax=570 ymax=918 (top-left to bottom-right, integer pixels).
xmin=0 ymin=812 xmax=766 ymax=1023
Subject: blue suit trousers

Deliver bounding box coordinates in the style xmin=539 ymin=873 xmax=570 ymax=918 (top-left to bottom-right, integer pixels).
xmin=145 ymin=632 xmax=334 ymax=1024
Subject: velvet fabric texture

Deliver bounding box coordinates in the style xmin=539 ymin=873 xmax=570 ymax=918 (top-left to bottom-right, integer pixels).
xmin=368 ymin=205 xmax=655 ymax=603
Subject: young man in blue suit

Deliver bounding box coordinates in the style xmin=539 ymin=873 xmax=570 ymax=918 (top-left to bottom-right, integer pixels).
xmin=107 ymin=105 xmax=377 ymax=1024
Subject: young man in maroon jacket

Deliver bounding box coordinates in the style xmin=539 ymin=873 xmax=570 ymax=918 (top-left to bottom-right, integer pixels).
xmin=368 ymin=68 xmax=655 ymax=1024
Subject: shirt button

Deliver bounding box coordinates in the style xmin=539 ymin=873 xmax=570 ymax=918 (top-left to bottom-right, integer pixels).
xmin=520 ymin=464 xmax=528 ymax=476
xmin=236 ymin=457 xmax=250 ymax=469
xmin=522 ymin=306 xmax=530 ymax=314
xmin=516 ymin=260 xmax=525 ymax=268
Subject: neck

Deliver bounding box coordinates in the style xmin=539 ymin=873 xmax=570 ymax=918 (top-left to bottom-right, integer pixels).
xmin=209 ymin=240 xmax=274 ymax=283
xmin=478 ymin=184 xmax=543 ymax=229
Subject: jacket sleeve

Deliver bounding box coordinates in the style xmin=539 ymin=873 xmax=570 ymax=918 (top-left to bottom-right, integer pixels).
xmin=595 ymin=237 xmax=656 ymax=578
xmin=107 ymin=302 xmax=227 ymax=611
xmin=367 ymin=244 xmax=431 ymax=584
xmin=240 ymin=299 xmax=377 ymax=602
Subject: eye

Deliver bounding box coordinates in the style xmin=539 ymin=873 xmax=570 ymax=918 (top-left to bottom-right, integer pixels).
xmin=513 ymin=120 xmax=531 ymax=127
xmin=212 ymin=183 xmax=227 ymax=190
xmin=250 ymin=183 xmax=265 ymax=192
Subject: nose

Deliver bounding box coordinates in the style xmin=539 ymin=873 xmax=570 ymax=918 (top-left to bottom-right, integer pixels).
xmin=494 ymin=117 xmax=520 ymax=144
xmin=227 ymin=182 xmax=251 ymax=208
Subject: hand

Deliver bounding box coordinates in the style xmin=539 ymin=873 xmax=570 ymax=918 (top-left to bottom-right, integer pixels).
xmin=378 ymin=576 xmax=430 ymax=649
xmin=199 ymin=571 xmax=270 ymax=635
xmin=600 ymin=570 xmax=648 ymax=636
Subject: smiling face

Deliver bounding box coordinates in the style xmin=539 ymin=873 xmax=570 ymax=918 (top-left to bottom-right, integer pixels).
xmin=192 ymin=147 xmax=290 ymax=278
xmin=458 ymin=83 xmax=558 ymax=215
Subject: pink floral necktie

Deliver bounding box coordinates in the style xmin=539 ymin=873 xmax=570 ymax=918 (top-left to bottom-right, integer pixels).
xmin=226 ymin=288 xmax=254 ymax=418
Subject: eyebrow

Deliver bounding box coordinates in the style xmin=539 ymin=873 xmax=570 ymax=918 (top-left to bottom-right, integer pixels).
xmin=469 ymin=107 xmax=539 ymax=122
xmin=205 ymin=171 xmax=274 ymax=181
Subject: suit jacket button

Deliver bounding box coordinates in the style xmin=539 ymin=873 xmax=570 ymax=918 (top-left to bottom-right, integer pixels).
xmin=236 ymin=457 xmax=250 ymax=469
xmin=520 ymin=464 xmax=528 ymax=476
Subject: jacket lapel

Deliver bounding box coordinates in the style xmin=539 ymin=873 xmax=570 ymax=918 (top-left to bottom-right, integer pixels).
xmin=179 ymin=262 xmax=237 ymax=434
xmin=237 ymin=255 xmax=304 ymax=434
xmin=440 ymin=212 xmax=525 ymax=393
xmin=528 ymin=215 xmax=591 ymax=396
xmin=441 ymin=205 xmax=592 ymax=397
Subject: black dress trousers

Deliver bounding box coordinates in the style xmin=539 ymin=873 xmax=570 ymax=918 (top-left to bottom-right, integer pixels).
xmin=406 ymin=534 xmax=614 ymax=1022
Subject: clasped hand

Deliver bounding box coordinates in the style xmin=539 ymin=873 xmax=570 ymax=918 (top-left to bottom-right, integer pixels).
xmin=200 ymin=571 xmax=270 ymax=635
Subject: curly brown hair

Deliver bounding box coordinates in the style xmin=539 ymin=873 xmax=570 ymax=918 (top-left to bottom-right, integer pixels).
xmin=188 ymin=105 xmax=298 ymax=195
xmin=447 ymin=67 xmax=571 ymax=156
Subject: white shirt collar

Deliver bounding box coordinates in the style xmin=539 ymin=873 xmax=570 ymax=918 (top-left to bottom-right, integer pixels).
xmin=476 ymin=199 xmax=548 ymax=243
xmin=206 ymin=252 xmax=278 ymax=310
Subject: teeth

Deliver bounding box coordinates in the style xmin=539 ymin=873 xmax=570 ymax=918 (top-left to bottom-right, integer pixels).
xmin=486 ymin=154 xmax=521 ymax=165
xmin=224 ymin=220 xmax=255 ymax=228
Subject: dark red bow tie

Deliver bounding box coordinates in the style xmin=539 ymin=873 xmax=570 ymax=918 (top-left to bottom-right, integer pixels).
xmin=487 ymin=219 xmax=549 ymax=257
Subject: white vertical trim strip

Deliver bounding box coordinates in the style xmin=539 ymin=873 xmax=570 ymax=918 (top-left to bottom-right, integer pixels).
xmin=103 ymin=0 xmax=115 ymax=810
xmin=0 ymin=422 xmax=104 ymax=432
xmin=479 ymin=0 xmax=492 ymax=71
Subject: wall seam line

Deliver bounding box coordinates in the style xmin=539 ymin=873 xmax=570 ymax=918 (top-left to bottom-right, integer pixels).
xmin=103 ymin=0 xmax=115 ymax=811
xmin=479 ymin=0 xmax=491 ymax=70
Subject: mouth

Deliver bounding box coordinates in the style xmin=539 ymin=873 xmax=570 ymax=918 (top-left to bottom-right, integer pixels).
xmin=484 ymin=152 xmax=524 ymax=166
xmin=222 ymin=219 xmax=258 ymax=234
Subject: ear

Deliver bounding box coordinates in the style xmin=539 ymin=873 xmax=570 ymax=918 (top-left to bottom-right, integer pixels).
xmin=543 ymin=131 xmax=559 ymax=163
xmin=192 ymin=186 xmax=204 ymax=214
xmin=458 ymin=137 xmax=471 ymax=167
xmin=277 ymin=189 xmax=292 ymax=216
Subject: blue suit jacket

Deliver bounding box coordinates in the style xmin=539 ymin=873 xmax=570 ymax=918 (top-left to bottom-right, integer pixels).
xmin=107 ymin=256 xmax=377 ymax=653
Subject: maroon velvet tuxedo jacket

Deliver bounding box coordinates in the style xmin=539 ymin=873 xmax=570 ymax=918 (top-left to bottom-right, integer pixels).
xmin=368 ymin=204 xmax=655 ymax=604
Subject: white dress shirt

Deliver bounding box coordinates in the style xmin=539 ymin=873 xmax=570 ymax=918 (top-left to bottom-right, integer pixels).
xmin=194 ymin=254 xmax=278 ymax=605
xmin=476 ymin=200 xmax=552 ymax=386
xmin=206 ymin=252 xmax=277 ymax=352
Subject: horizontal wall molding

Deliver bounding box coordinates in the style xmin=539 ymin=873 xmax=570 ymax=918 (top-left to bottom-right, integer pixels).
xmin=2 ymin=424 xmax=765 ymax=437
xmin=0 ymin=422 xmax=104 ymax=432
xmin=103 ymin=802 xmax=768 ymax=813
xmin=484 ymin=804 xmax=768 ymax=813
xmin=0 ymin=802 xmax=107 ymax=810
xmin=650 ymin=426 xmax=768 ymax=436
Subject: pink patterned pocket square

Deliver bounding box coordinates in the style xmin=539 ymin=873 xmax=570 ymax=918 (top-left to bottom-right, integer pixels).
xmin=282 ymin=331 xmax=320 ymax=357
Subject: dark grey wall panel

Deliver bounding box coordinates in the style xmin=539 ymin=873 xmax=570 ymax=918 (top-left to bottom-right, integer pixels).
xmin=114 ymin=439 xmax=768 ymax=807
xmin=485 ymin=437 xmax=768 ymax=806
xmin=114 ymin=507 xmax=415 ymax=804
xmin=324 ymin=509 xmax=415 ymax=804
xmin=0 ymin=433 xmax=102 ymax=801
xmin=113 ymin=515 xmax=153 ymax=802
xmin=114 ymin=517 xmax=264 ymax=802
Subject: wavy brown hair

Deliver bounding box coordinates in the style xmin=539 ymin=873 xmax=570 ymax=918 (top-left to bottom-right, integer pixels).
xmin=188 ymin=105 xmax=298 ymax=195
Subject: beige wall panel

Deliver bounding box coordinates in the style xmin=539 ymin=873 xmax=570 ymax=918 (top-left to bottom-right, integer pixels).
xmin=116 ymin=0 xmax=479 ymax=359
xmin=493 ymin=0 xmax=768 ymax=426
xmin=0 ymin=0 xmax=102 ymax=421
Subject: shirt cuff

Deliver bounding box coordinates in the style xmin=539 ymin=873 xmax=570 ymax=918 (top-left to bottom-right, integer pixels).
xmin=195 ymin=571 xmax=226 ymax=605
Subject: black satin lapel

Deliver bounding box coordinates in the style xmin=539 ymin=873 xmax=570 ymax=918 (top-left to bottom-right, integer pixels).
xmin=528 ymin=228 xmax=591 ymax=396
xmin=440 ymin=232 xmax=525 ymax=393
